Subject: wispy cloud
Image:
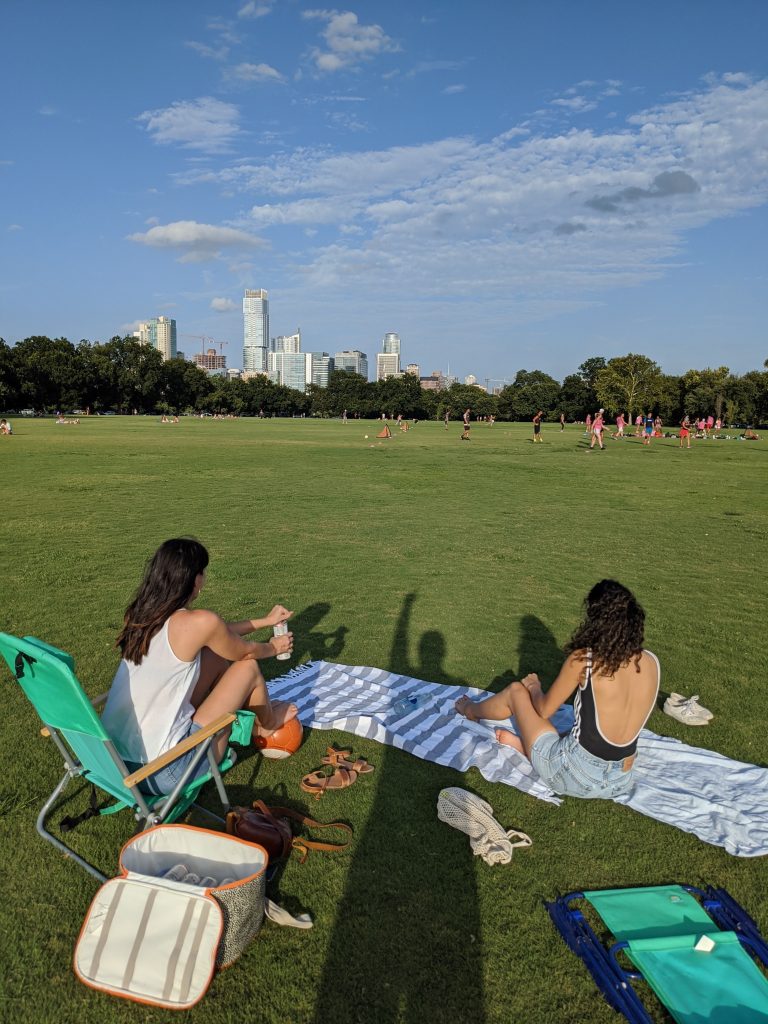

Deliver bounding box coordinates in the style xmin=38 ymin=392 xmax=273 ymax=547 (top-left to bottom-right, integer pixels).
xmin=7 ymin=223 xmax=23 ymax=231
xmin=136 ymin=98 xmax=241 ymax=152
xmin=173 ymin=75 xmax=768 ymax=320
xmin=185 ymin=40 xmax=229 ymax=61
xmin=227 ymin=62 xmax=284 ymax=82
xmin=128 ymin=220 xmax=264 ymax=263
xmin=443 ymin=84 xmax=465 ymax=95
xmin=38 ymin=106 xmax=58 ymax=116
xmin=303 ymin=10 xmax=398 ymax=73
xmin=238 ymin=1 xmax=274 ymax=18
xmin=211 ymin=297 xmax=238 ymax=311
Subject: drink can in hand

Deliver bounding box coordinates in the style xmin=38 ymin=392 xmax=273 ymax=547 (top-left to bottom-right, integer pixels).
xmin=273 ymin=621 xmax=291 ymax=661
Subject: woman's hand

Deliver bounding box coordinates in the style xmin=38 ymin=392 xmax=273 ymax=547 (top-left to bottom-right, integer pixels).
xmin=521 ymin=673 xmax=540 ymax=692
xmin=271 ymin=630 xmax=294 ymax=657
xmin=264 ymin=605 xmax=293 ymax=628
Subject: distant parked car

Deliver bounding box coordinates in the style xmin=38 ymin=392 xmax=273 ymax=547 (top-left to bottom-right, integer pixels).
xmin=20 ymin=409 xmax=35 ymax=417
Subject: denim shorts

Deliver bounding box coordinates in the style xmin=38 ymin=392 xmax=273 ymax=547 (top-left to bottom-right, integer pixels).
xmin=127 ymin=722 xmax=208 ymax=796
xmin=529 ymin=731 xmax=635 ymax=800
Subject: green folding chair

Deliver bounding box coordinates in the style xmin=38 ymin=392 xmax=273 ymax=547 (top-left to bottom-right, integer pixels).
xmin=0 ymin=632 xmax=254 ymax=882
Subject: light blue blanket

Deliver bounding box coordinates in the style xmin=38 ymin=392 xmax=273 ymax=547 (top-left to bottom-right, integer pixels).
xmin=270 ymin=661 xmax=768 ymax=858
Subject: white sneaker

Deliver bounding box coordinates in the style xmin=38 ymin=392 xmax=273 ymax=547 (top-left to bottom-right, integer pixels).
xmin=663 ymin=693 xmax=712 ymax=725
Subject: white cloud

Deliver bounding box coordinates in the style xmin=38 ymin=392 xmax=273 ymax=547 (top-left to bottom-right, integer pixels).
xmin=210 ymin=297 xmax=238 ymax=311
xmin=128 ymin=220 xmax=264 ymax=263
xmin=228 ymin=62 xmax=284 ymax=82
xmin=185 ymin=40 xmax=229 ymax=61
xmin=136 ymin=97 xmax=241 ymax=153
xmin=238 ymin=1 xmax=273 ymax=17
xmin=443 ymin=84 xmax=466 ymax=95
xmin=303 ymin=9 xmax=398 ymax=72
xmin=174 ymin=76 xmax=768 ymax=318
xmin=38 ymin=106 xmax=57 ymax=116
xmin=7 ymin=223 xmax=23 ymax=231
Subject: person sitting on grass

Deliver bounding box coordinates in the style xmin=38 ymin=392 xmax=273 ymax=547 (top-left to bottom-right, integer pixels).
xmin=102 ymin=537 xmax=297 ymax=795
xmin=742 ymin=428 xmax=759 ymax=440
xmin=0 ymin=418 xmax=12 ymax=435
xmin=455 ymin=579 xmax=659 ymax=799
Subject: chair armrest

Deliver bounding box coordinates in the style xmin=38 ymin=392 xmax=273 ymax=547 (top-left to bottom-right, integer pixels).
xmin=122 ymin=713 xmax=236 ymax=788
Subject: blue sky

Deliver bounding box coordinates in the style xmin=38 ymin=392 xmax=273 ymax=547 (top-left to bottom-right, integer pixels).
xmin=2 ymin=0 xmax=767 ymax=380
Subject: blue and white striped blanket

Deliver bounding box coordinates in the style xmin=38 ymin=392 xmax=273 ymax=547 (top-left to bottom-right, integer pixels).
xmin=270 ymin=661 xmax=768 ymax=858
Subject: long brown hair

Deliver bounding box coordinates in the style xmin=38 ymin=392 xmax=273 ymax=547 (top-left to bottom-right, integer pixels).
xmin=116 ymin=538 xmax=209 ymax=664
xmin=565 ymin=579 xmax=645 ymax=676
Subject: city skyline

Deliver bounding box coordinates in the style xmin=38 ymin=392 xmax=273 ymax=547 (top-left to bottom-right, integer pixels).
xmin=2 ymin=2 xmax=767 ymax=380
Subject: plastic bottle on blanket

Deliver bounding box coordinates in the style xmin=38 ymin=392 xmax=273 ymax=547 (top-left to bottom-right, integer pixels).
xmin=392 ymin=693 xmax=432 ymax=716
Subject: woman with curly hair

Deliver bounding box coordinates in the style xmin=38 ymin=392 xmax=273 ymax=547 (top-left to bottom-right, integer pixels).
xmin=102 ymin=538 xmax=297 ymax=795
xmin=456 ymin=580 xmax=659 ymax=798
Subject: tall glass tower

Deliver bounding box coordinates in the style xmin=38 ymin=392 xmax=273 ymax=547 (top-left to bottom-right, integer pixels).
xmin=382 ymin=332 xmax=401 ymax=355
xmin=243 ymin=289 xmax=269 ymax=373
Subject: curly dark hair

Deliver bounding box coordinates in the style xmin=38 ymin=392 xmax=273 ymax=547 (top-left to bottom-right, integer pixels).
xmin=116 ymin=538 xmax=209 ymax=664
xmin=564 ymin=579 xmax=645 ymax=676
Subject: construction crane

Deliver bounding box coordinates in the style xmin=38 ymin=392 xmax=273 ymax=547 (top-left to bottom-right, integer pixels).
xmin=485 ymin=377 xmax=514 ymax=393
xmin=181 ymin=334 xmax=215 ymax=357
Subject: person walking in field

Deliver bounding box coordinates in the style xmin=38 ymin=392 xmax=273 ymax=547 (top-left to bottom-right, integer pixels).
xmin=533 ymin=410 xmax=544 ymax=443
xmin=589 ymin=409 xmax=605 ymax=450
xmin=444 ymin=410 xmax=450 ymax=430
xmin=679 ymin=415 xmax=692 ymax=449
xmin=634 ymin=414 xmax=643 ymax=438
xmin=560 ymin=413 xmax=566 ymax=431
xmin=585 ymin=412 xmax=592 ymax=435
xmin=642 ymin=412 xmax=654 ymax=446
xmin=461 ymin=408 xmax=471 ymax=441
xmin=613 ymin=412 xmax=625 ymax=439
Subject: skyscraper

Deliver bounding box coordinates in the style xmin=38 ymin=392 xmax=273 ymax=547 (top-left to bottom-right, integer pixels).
xmin=376 ymin=332 xmax=401 ymax=381
xmin=243 ymin=289 xmax=269 ymax=373
xmin=136 ymin=316 xmax=177 ymax=361
xmin=334 ymin=349 xmax=368 ymax=378
xmin=272 ymin=329 xmax=301 ymax=353
xmin=310 ymin=353 xmax=334 ymax=388
xmin=382 ymin=332 xmax=401 ymax=355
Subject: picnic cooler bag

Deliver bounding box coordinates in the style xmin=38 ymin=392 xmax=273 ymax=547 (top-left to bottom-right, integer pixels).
xmin=74 ymin=824 xmax=268 ymax=1009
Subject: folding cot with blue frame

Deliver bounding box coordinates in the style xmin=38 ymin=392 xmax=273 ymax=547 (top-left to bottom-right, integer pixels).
xmin=546 ymin=884 xmax=768 ymax=1023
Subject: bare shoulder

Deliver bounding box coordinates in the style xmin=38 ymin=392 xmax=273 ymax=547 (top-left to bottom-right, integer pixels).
xmin=168 ymin=608 xmax=222 ymax=645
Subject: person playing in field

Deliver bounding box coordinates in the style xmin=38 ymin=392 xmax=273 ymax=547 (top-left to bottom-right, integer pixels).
xmin=679 ymin=414 xmax=692 ymax=449
xmin=455 ymin=579 xmax=659 ymax=800
xmin=532 ymin=410 xmax=544 ymax=443
xmin=585 ymin=412 xmax=592 ymax=435
xmin=642 ymin=411 xmax=654 ymax=446
xmin=102 ymin=538 xmax=297 ymax=795
xmin=461 ymin=408 xmax=471 ymax=440
xmin=444 ymin=409 xmax=449 ymax=430
xmin=589 ymin=409 xmax=605 ymax=450
xmin=559 ymin=413 xmax=566 ymax=431
xmin=613 ymin=412 xmax=625 ymax=439
xmin=634 ymin=414 xmax=643 ymax=437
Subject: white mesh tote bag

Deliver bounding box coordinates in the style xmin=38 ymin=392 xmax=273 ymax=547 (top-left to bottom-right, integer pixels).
xmin=437 ymin=787 xmax=532 ymax=865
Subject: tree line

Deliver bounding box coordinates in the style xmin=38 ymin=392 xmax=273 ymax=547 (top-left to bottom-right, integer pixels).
xmin=2 ymin=336 xmax=767 ymax=424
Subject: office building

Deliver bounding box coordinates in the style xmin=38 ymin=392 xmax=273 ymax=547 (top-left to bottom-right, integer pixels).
xmin=268 ymin=351 xmax=312 ymax=392
xmin=272 ymin=330 xmax=301 ymax=354
xmin=243 ymin=289 xmax=269 ymax=373
xmin=135 ymin=316 xmax=177 ymax=361
xmin=376 ymin=352 xmax=401 ymax=381
xmin=334 ymin=350 xmax=368 ymax=378
xmin=311 ymin=353 xmax=334 ymax=388
xmin=420 ymin=370 xmax=446 ymax=391
xmin=406 ymin=363 xmax=420 ymax=377
xmin=194 ymin=348 xmax=227 ymax=371
xmin=465 ymin=374 xmax=478 ymax=386
xmin=382 ymin=332 xmax=401 ymax=355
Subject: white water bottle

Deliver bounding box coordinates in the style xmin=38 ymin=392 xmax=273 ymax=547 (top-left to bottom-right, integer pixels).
xmin=273 ymin=621 xmax=291 ymax=661
xmin=392 ymin=693 xmax=432 ymax=716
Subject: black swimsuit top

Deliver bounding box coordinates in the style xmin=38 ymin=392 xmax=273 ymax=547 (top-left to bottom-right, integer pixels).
xmin=572 ymin=650 xmax=659 ymax=761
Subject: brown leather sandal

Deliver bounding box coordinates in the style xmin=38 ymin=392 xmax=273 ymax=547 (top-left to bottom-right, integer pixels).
xmin=300 ymin=765 xmax=358 ymax=800
xmin=321 ymin=746 xmax=375 ymax=775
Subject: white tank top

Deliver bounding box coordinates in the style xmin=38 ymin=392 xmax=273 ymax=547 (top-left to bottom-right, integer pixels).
xmin=102 ymin=617 xmax=201 ymax=763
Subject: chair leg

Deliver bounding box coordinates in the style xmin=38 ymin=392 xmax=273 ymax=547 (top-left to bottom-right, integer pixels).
xmin=36 ymin=769 xmax=107 ymax=882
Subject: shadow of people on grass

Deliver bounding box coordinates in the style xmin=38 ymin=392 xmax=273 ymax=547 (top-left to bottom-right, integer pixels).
xmin=264 ymin=602 xmax=348 ymax=681
xmin=487 ymin=613 xmax=563 ymax=694
xmin=310 ymin=592 xmax=485 ymax=1024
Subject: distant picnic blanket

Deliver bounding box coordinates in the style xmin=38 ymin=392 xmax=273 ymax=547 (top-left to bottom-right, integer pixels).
xmin=270 ymin=661 xmax=768 ymax=858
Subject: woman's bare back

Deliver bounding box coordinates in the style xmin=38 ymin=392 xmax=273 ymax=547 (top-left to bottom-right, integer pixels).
xmin=589 ymin=651 xmax=660 ymax=746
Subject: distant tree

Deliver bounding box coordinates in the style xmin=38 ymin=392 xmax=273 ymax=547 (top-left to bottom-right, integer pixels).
xmin=595 ymin=354 xmax=661 ymax=421
xmin=0 ymin=339 xmax=19 ymax=410
xmin=374 ymin=374 xmax=429 ymax=418
xmin=558 ymin=374 xmax=594 ymax=420
xmin=653 ymin=374 xmax=683 ymax=423
xmin=578 ymin=356 xmax=607 ymax=388
xmin=439 ymin=382 xmax=496 ymax=419
xmin=322 ymin=370 xmax=371 ymax=417
xmin=12 ymin=336 xmax=82 ymax=411
xmin=497 ymin=369 xmax=560 ymax=421
xmin=680 ymin=366 xmax=730 ymax=420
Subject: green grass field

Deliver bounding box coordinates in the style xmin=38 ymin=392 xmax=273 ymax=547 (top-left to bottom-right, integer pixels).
xmin=1 ymin=416 xmax=766 ymax=1024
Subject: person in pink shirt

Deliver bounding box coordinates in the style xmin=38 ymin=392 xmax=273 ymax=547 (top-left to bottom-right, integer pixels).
xmin=613 ymin=412 xmax=625 ymax=439
xmin=634 ymin=414 xmax=643 ymax=437
xmin=585 ymin=412 xmax=592 ymax=435
xmin=589 ymin=410 xmax=605 ymax=450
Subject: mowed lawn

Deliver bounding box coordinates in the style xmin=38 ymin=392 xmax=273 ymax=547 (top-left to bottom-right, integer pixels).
xmin=1 ymin=416 xmax=766 ymax=1024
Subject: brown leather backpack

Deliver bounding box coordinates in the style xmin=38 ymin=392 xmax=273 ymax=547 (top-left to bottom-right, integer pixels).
xmin=226 ymin=800 xmax=352 ymax=864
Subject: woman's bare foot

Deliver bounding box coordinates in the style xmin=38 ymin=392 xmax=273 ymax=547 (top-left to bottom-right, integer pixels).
xmin=255 ymin=700 xmax=299 ymax=737
xmin=495 ymin=728 xmax=525 ymax=754
xmin=455 ymin=696 xmax=479 ymax=721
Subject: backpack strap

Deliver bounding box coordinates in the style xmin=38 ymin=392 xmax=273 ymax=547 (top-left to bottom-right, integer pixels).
xmin=266 ymin=805 xmax=353 ymax=864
